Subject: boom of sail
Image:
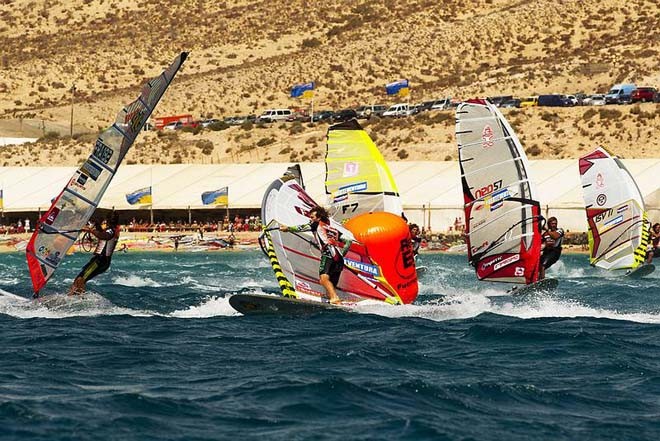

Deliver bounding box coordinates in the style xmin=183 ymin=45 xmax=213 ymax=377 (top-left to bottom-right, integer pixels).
xmin=26 ymin=52 xmax=188 ymax=294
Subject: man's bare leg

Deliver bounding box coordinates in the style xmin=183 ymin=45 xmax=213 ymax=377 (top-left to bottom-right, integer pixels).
xmin=319 ymin=274 xmax=341 ymax=304
xmin=68 ymin=277 xmax=86 ymax=296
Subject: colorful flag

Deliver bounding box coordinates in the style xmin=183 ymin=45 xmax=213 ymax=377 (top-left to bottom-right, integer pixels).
xmin=0 ymin=189 xmax=3 ymax=210
xmin=385 ymin=79 xmax=409 ymax=96
xmin=201 ymin=187 xmax=228 ymax=206
xmin=291 ymin=82 xmax=315 ymax=98
xmin=125 ymin=186 xmax=152 ymax=205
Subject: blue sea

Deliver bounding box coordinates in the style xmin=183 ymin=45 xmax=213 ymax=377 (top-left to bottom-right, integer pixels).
xmin=1 ymin=250 xmax=659 ymax=440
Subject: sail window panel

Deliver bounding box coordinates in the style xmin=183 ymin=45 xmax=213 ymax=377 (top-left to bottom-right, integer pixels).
xmin=94 ymin=126 xmax=128 ymax=171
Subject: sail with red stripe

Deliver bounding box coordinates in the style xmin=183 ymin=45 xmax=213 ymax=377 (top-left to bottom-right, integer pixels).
xmin=26 ymin=52 xmax=188 ymax=295
xmin=260 ymin=175 xmax=405 ymax=305
xmin=579 ymin=147 xmax=651 ymax=271
xmin=456 ymin=99 xmax=542 ymax=285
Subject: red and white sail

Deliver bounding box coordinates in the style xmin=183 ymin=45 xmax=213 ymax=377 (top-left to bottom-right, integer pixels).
xmin=579 ymin=147 xmax=650 ymax=271
xmin=456 ymin=99 xmax=542 ymax=285
xmin=26 ymin=52 xmax=188 ymax=294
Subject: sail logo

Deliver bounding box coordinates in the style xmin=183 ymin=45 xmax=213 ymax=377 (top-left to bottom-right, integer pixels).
xmin=337 ymin=181 xmax=368 ymax=195
xmin=44 ymin=207 xmax=60 ymax=225
xmin=494 ymin=254 xmax=520 ymax=271
xmin=596 ymin=193 xmax=607 ymax=206
xmin=596 ymin=173 xmax=605 ymax=188
xmin=604 ymin=215 xmax=623 ymax=228
xmin=344 ymin=258 xmax=379 ymax=276
xmin=343 ymin=162 xmax=359 ymax=178
xmin=481 ymin=125 xmax=495 ymax=148
xmin=93 ymin=140 xmax=114 ymax=164
xmin=295 ymin=280 xmax=321 ymax=296
xmin=594 ymin=208 xmax=613 ymax=223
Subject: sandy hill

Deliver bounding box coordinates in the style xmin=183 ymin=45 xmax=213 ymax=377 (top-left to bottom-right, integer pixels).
xmin=0 ymin=0 xmax=658 ymax=166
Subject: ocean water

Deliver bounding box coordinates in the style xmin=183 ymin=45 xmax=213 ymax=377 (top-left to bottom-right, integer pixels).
xmin=1 ymin=250 xmax=659 ymax=441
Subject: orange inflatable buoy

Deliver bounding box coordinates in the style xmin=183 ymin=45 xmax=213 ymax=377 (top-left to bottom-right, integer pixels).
xmin=344 ymin=212 xmax=418 ymax=304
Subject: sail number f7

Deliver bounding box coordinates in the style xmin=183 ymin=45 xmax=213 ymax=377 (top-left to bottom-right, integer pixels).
xmin=93 ymin=140 xmax=114 ymax=164
xmin=474 ymin=180 xmax=502 ymax=199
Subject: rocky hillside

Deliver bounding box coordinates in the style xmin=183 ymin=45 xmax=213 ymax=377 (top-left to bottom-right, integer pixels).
xmin=0 ymin=0 xmax=658 ymax=165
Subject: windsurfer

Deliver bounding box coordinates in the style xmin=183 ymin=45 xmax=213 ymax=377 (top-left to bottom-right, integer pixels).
xmin=68 ymin=213 xmax=120 ymax=295
xmin=409 ymin=223 xmax=423 ymax=258
xmin=280 ymin=206 xmax=352 ymax=304
xmin=646 ymin=222 xmax=660 ymax=263
xmin=539 ymin=216 xmax=564 ymax=280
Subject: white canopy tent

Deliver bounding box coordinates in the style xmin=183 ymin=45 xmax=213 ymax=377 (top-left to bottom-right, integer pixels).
xmin=1 ymin=160 xmax=658 ymax=232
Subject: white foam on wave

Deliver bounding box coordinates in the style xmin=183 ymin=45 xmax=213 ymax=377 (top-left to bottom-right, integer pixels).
xmin=0 ymin=289 xmax=151 ymax=319
xmin=168 ymin=294 xmax=242 ymax=318
xmin=113 ymin=274 xmax=163 ymax=288
xmin=358 ymin=287 xmax=660 ymax=325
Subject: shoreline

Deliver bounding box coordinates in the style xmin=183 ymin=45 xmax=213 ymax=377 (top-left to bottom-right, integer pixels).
xmin=0 ymin=231 xmax=589 ymax=255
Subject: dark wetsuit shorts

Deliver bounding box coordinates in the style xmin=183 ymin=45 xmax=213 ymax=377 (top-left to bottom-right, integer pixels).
xmin=319 ymin=253 xmax=344 ymax=286
xmin=541 ymin=247 xmax=562 ymax=269
xmin=77 ymin=254 xmax=112 ymax=282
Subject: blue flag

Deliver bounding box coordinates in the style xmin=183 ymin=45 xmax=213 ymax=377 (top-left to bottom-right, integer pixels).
xmin=385 ymin=79 xmax=409 ymax=95
xmin=290 ymin=82 xmax=315 ymax=98
xmin=201 ymin=187 xmax=228 ymax=206
xmin=126 ymin=186 xmax=152 ymax=205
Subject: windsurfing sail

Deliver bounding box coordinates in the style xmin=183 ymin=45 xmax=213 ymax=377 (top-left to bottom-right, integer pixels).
xmin=26 ymin=52 xmax=188 ymax=295
xmin=579 ymin=147 xmax=651 ymax=271
xmin=325 ymin=119 xmax=403 ymax=223
xmin=456 ymin=99 xmax=542 ymax=285
xmin=260 ymin=174 xmax=404 ymax=305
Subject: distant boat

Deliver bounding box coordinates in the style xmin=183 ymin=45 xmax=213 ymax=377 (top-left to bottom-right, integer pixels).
xmin=26 ymin=52 xmax=188 ymax=296
xmin=456 ymin=99 xmax=548 ymax=289
xmin=579 ymin=147 xmax=654 ymax=277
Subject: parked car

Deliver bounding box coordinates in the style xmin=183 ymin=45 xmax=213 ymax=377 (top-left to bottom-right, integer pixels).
xmin=564 ymin=95 xmax=578 ymax=106
xmin=355 ymin=105 xmax=387 ymax=119
xmin=605 ymin=83 xmax=636 ymax=104
xmin=583 ymin=94 xmax=606 ymax=106
xmin=163 ymin=121 xmax=183 ymax=130
xmin=383 ymin=103 xmax=414 ymax=117
xmin=500 ymin=98 xmax=521 ymax=108
xmin=488 ymin=95 xmax=513 ymax=107
xmin=311 ymin=110 xmax=334 ymax=122
xmin=538 ymin=94 xmax=568 ymax=107
xmin=332 ymin=109 xmax=358 ymax=122
xmin=200 ymin=119 xmax=219 ymax=128
xmin=256 ymin=108 xmax=293 ymax=123
xmin=519 ymin=96 xmax=539 ymax=107
xmin=631 ymin=87 xmax=657 ymax=103
xmin=430 ymin=98 xmax=451 ymax=110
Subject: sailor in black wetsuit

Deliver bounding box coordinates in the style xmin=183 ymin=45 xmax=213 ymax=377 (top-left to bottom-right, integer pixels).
xmin=280 ymin=206 xmax=352 ymax=304
xmin=539 ymin=216 xmax=564 ymax=280
xmin=69 ymin=213 xmax=121 ymax=295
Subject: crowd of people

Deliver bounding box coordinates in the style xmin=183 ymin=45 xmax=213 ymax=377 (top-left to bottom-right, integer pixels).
xmin=121 ymin=215 xmax=263 ymax=233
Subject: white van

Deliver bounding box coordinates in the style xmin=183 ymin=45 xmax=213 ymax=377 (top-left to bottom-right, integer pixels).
xmin=256 ymin=109 xmax=293 ymax=123
xmin=605 ymin=84 xmax=636 ymax=104
xmin=382 ymin=103 xmax=414 ymax=118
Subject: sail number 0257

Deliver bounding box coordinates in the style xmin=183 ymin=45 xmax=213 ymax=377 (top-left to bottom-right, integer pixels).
xmin=474 ymin=179 xmax=502 ymax=199
xmin=93 ymin=140 xmax=114 ymax=164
